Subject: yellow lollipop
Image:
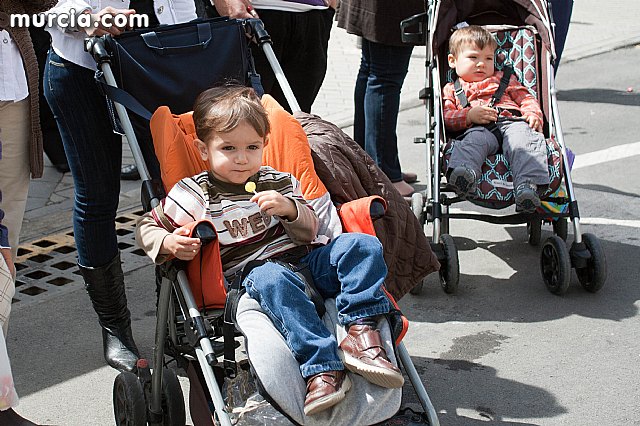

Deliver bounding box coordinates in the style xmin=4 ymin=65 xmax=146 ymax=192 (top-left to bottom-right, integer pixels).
xmin=245 ymin=181 xmax=257 ymax=194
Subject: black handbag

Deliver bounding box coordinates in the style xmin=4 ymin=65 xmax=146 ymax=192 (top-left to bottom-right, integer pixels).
xmin=97 ymin=17 xmax=262 ymax=121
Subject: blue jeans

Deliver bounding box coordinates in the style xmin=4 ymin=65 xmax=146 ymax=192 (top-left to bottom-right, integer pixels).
xmin=242 ymin=233 xmax=390 ymax=378
xmin=549 ymin=0 xmax=574 ymax=72
xmin=43 ymin=50 xmax=160 ymax=267
xmin=354 ymin=39 xmax=413 ymax=183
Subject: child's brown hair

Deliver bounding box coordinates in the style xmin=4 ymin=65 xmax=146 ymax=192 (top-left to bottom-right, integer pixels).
xmin=448 ymin=25 xmax=497 ymax=57
xmin=193 ymin=84 xmax=270 ymax=143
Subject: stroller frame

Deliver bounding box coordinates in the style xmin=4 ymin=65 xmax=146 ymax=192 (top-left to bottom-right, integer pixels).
xmin=401 ymin=0 xmax=606 ymax=296
xmin=86 ymin=18 xmax=440 ymax=426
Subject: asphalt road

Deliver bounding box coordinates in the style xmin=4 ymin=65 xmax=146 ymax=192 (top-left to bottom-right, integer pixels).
xmin=394 ymin=45 xmax=640 ymax=425
xmin=8 ymin=46 xmax=640 ymax=426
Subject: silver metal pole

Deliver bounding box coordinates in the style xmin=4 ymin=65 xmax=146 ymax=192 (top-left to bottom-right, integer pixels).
xmin=397 ymin=343 xmax=440 ymax=426
xmin=261 ymin=43 xmax=301 ymax=113
xmin=195 ymin=348 xmax=232 ymax=426
xmin=98 ymin=62 xmax=153 ymax=183
xmin=549 ymin=63 xmax=582 ymax=242
xmin=176 ymin=271 xmax=232 ymax=426
xmin=432 ymin=66 xmax=443 ymax=241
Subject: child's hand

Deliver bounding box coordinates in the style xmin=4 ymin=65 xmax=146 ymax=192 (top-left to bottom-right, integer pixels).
xmin=162 ymin=227 xmax=201 ymax=261
xmin=467 ymin=106 xmax=498 ymax=125
xmin=251 ymin=190 xmax=298 ymax=221
xmin=525 ymin=114 xmax=543 ymax=133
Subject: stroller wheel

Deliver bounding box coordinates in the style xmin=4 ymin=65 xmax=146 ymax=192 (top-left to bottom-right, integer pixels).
xmin=411 ymin=192 xmax=424 ymax=225
xmin=113 ymin=371 xmax=147 ymax=426
xmin=575 ymin=233 xmax=607 ymax=293
xmin=540 ymin=236 xmax=571 ymax=295
xmin=439 ymin=234 xmax=459 ymax=294
xmin=527 ymin=219 xmax=542 ymax=246
xmin=553 ymin=217 xmax=568 ymax=241
xmin=161 ymin=368 xmax=186 ymax=426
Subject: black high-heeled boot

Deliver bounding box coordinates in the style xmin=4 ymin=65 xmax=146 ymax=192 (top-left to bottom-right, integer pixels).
xmin=79 ymin=253 xmax=140 ymax=372
xmin=0 ymin=408 xmax=38 ymax=425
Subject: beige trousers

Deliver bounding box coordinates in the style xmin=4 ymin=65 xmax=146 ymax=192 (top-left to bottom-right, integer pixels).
xmin=0 ymin=255 xmax=13 ymax=335
xmin=0 ymin=256 xmax=17 ymax=408
xmin=0 ymin=99 xmax=31 ymax=260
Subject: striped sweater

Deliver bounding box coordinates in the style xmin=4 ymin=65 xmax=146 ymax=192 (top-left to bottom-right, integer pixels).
xmin=136 ymin=166 xmax=320 ymax=278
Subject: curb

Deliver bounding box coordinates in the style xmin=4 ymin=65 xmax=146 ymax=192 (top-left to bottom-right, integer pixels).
xmin=562 ymin=35 xmax=640 ymax=64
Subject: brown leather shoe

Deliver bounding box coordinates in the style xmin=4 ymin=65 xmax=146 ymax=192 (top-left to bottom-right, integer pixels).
xmin=402 ymin=172 xmax=418 ymax=183
xmin=304 ymin=370 xmax=351 ymax=416
xmin=340 ymin=324 xmax=404 ymax=388
xmin=392 ymin=180 xmax=415 ymax=197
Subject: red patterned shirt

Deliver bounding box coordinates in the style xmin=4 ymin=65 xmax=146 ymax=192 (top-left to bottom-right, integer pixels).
xmin=443 ymin=71 xmax=543 ymax=132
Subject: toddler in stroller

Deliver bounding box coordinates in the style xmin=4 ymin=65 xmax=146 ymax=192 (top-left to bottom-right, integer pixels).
xmin=135 ymin=85 xmax=404 ymax=417
xmin=444 ymin=25 xmax=549 ymax=213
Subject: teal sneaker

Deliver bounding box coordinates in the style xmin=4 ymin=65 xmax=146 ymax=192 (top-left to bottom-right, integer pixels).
xmin=515 ymin=182 xmax=541 ymax=213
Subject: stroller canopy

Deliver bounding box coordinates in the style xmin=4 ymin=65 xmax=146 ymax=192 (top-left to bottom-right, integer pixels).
xmin=432 ymin=0 xmax=554 ymax=57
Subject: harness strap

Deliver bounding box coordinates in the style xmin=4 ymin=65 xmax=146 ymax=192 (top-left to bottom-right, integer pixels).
xmin=488 ymin=65 xmax=514 ymax=108
xmin=453 ymin=77 xmax=468 ymax=108
xmin=452 ymin=65 xmax=514 ymax=110
xmin=453 ymin=65 xmax=515 ymax=148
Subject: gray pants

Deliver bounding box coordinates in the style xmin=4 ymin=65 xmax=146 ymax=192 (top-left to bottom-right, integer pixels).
xmin=448 ymin=120 xmax=549 ymax=188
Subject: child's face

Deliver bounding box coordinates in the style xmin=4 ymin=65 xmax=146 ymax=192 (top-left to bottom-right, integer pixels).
xmin=448 ymin=43 xmax=495 ymax=82
xmin=195 ymin=120 xmax=266 ymax=185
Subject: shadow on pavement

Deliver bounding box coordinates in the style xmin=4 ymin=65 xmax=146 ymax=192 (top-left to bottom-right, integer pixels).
xmin=402 ymin=356 xmax=565 ymax=425
xmin=406 ymin=230 xmax=639 ymax=324
xmin=557 ymin=88 xmax=640 ymax=107
xmin=573 ymin=182 xmax=640 ymax=199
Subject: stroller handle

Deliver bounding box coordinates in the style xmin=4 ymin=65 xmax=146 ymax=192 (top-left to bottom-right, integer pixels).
xmin=84 ymin=36 xmax=111 ymax=65
xmin=401 ymin=12 xmax=428 ymax=45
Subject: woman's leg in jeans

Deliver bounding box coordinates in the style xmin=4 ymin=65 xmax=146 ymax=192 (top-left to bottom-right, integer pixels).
xmin=44 ymin=50 xmax=122 ymax=267
xmin=44 ymin=49 xmax=139 ymax=371
xmin=243 ymin=262 xmax=343 ymax=378
xmin=354 ymin=41 xmax=370 ymax=152
xmin=361 ymin=39 xmax=413 ymax=183
xmin=301 ymin=233 xmax=390 ymax=326
xmin=549 ymin=0 xmax=574 ymax=72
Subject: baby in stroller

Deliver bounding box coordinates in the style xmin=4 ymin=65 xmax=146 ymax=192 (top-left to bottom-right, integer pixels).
xmin=444 ymin=25 xmax=549 ymax=213
xmin=135 ymin=85 xmax=404 ymax=417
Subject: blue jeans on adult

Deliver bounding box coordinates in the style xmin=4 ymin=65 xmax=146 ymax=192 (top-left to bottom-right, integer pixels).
xmin=43 ymin=49 xmax=160 ymax=268
xmin=242 ymin=233 xmax=390 ymax=378
xmin=549 ymin=0 xmax=574 ymax=72
xmin=354 ymin=39 xmax=414 ymax=183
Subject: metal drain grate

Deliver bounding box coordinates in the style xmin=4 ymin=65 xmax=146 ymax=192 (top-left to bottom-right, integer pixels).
xmin=13 ymin=208 xmax=152 ymax=307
